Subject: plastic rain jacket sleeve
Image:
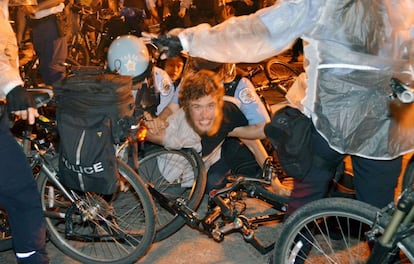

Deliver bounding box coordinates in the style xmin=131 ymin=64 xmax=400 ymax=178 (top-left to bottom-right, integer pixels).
xmin=177 ymin=0 xmax=414 ymax=159
xmin=0 ymin=5 xmax=24 ymax=99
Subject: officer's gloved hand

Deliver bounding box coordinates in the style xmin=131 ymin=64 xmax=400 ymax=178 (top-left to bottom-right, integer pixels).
xmin=152 ymin=34 xmax=183 ymax=58
xmin=6 ymin=85 xmax=36 ymax=113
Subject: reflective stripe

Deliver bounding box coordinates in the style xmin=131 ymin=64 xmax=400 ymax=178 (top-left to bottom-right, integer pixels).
xmin=16 ymin=251 xmax=36 ymax=258
xmin=317 ymin=63 xmax=380 ymax=71
xmin=76 ymin=130 xmax=86 ymax=191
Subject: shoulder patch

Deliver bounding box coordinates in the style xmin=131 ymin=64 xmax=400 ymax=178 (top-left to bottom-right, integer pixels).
xmin=159 ymin=79 xmax=172 ymax=96
xmin=238 ymin=88 xmax=257 ymax=104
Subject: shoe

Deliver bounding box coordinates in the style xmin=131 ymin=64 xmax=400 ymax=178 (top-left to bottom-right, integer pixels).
xmin=262 ymin=157 xmax=292 ymax=197
xmin=271 ymin=175 xmax=292 ymax=197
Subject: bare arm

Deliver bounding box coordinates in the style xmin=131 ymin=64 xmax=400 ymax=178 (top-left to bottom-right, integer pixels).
xmin=239 ymin=138 xmax=268 ymax=168
xmin=145 ymin=127 xmax=166 ymax=145
xmin=35 ymin=0 xmax=64 ymax=11
xmin=228 ymin=122 xmax=267 ymax=140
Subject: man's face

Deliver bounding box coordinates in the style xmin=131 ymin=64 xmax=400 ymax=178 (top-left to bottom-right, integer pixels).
xmin=187 ymin=94 xmax=222 ymax=136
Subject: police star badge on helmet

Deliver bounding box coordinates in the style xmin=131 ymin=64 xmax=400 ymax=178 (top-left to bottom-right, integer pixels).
xmin=107 ymin=35 xmax=151 ymax=81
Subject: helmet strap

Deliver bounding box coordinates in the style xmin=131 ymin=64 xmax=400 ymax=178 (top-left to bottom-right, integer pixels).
xmin=132 ymin=63 xmax=153 ymax=85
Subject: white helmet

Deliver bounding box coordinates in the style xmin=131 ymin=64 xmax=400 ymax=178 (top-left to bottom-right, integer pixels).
xmin=107 ymin=35 xmax=150 ymax=79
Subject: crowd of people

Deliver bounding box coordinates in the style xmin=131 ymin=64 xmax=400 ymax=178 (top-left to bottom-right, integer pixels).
xmin=1 ymin=0 xmax=413 ymax=263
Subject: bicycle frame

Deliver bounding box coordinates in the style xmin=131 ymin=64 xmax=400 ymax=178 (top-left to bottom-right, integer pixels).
xmin=366 ymin=187 xmax=414 ymax=263
xmin=148 ymin=164 xmax=289 ymax=254
xmin=364 ymin=79 xmax=414 ymax=262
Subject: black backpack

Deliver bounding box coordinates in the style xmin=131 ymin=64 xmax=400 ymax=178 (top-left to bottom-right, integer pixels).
xmin=264 ymin=106 xmax=314 ymax=180
xmin=53 ymin=70 xmax=135 ymax=194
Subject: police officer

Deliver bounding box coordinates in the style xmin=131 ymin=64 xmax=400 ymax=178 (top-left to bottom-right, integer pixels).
xmin=119 ymin=0 xmax=160 ymax=34
xmin=107 ymin=35 xmax=175 ymax=118
xmin=0 ymin=0 xmax=49 ymax=262
xmin=24 ymin=0 xmax=67 ymax=85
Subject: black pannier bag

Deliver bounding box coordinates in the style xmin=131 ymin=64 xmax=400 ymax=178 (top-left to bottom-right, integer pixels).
xmin=53 ymin=71 xmax=135 ymax=194
xmin=264 ymin=106 xmax=314 ymax=180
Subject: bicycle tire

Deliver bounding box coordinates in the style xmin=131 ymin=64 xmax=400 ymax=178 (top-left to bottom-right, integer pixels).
xmin=273 ymin=197 xmax=414 ymax=264
xmin=402 ymin=155 xmax=414 ymax=191
xmin=137 ymin=146 xmax=206 ymax=241
xmin=265 ymin=58 xmax=300 ymax=95
xmin=37 ymin=157 xmax=156 ymax=264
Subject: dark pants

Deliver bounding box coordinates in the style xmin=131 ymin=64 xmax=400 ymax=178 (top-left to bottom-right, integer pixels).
xmin=0 ymin=126 xmax=48 ymax=263
xmin=31 ymin=15 xmax=67 ymax=85
xmin=206 ymin=138 xmax=262 ymax=193
xmin=286 ymin=128 xmax=402 ymax=216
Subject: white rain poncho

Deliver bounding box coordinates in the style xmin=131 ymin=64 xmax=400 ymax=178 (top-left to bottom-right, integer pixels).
xmin=0 ymin=2 xmax=24 ymax=98
xmin=177 ymin=0 xmax=414 ymax=159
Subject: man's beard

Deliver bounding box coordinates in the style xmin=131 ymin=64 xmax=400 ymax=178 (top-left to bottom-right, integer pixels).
xmin=186 ymin=109 xmax=223 ymax=137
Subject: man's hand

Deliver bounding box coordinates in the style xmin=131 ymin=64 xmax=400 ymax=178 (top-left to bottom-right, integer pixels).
xmin=6 ymin=86 xmax=39 ymax=125
xmin=13 ymin=108 xmax=39 ymax=125
xmin=143 ymin=111 xmax=168 ymax=135
xmin=178 ymin=7 xmax=186 ymax=18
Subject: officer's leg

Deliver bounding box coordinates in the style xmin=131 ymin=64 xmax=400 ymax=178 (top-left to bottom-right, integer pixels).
xmin=32 ymin=18 xmax=66 ymax=85
xmin=286 ymin=129 xmax=344 ymax=217
xmin=352 ymin=155 xmax=402 ymax=208
xmin=0 ymin=130 xmax=48 ymax=264
xmin=222 ymin=138 xmax=261 ymax=177
xmin=206 ymin=158 xmax=231 ymax=194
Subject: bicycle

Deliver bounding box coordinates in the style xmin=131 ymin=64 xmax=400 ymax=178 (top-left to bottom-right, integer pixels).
xmin=237 ymin=57 xmax=301 ymax=96
xmin=67 ymin=4 xmax=114 ymax=66
xmin=21 ymin=53 xmax=207 ymax=249
xmin=272 ymin=79 xmax=414 ymax=264
xmin=12 ymin=91 xmax=157 ymax=264
xmin=68 ymin=4 xmax=153 ymax=67
xmin=148 ymin=156 xmax=290 ymax=254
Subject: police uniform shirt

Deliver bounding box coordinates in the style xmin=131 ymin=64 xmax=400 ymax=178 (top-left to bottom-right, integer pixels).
xmin=224 ymin=77 xmax=270 ymax=125
xmin=153 ymin=67 xmax=175 ymax=115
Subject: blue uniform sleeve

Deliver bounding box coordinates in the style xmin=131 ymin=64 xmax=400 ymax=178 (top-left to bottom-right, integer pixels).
xmin=234 ymin=77 xmax=270 ymax=125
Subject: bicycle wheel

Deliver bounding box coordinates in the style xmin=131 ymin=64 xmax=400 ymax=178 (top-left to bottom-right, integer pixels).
xmin=138 ymin=146 xmax=206 ymax=241
xmin=37 ymin=158 xmax=156 ymax=264
xmin=265 ymin=58 xmax=300 ymax=95
xmin=402 ymin=155 xmax=414 ymax=191
xmin=273 ymin=197 xmax=414 ymax=264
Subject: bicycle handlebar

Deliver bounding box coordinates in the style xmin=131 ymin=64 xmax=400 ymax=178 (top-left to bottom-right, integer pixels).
xmin=390 ymin=78 xmax=414 ymax=103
